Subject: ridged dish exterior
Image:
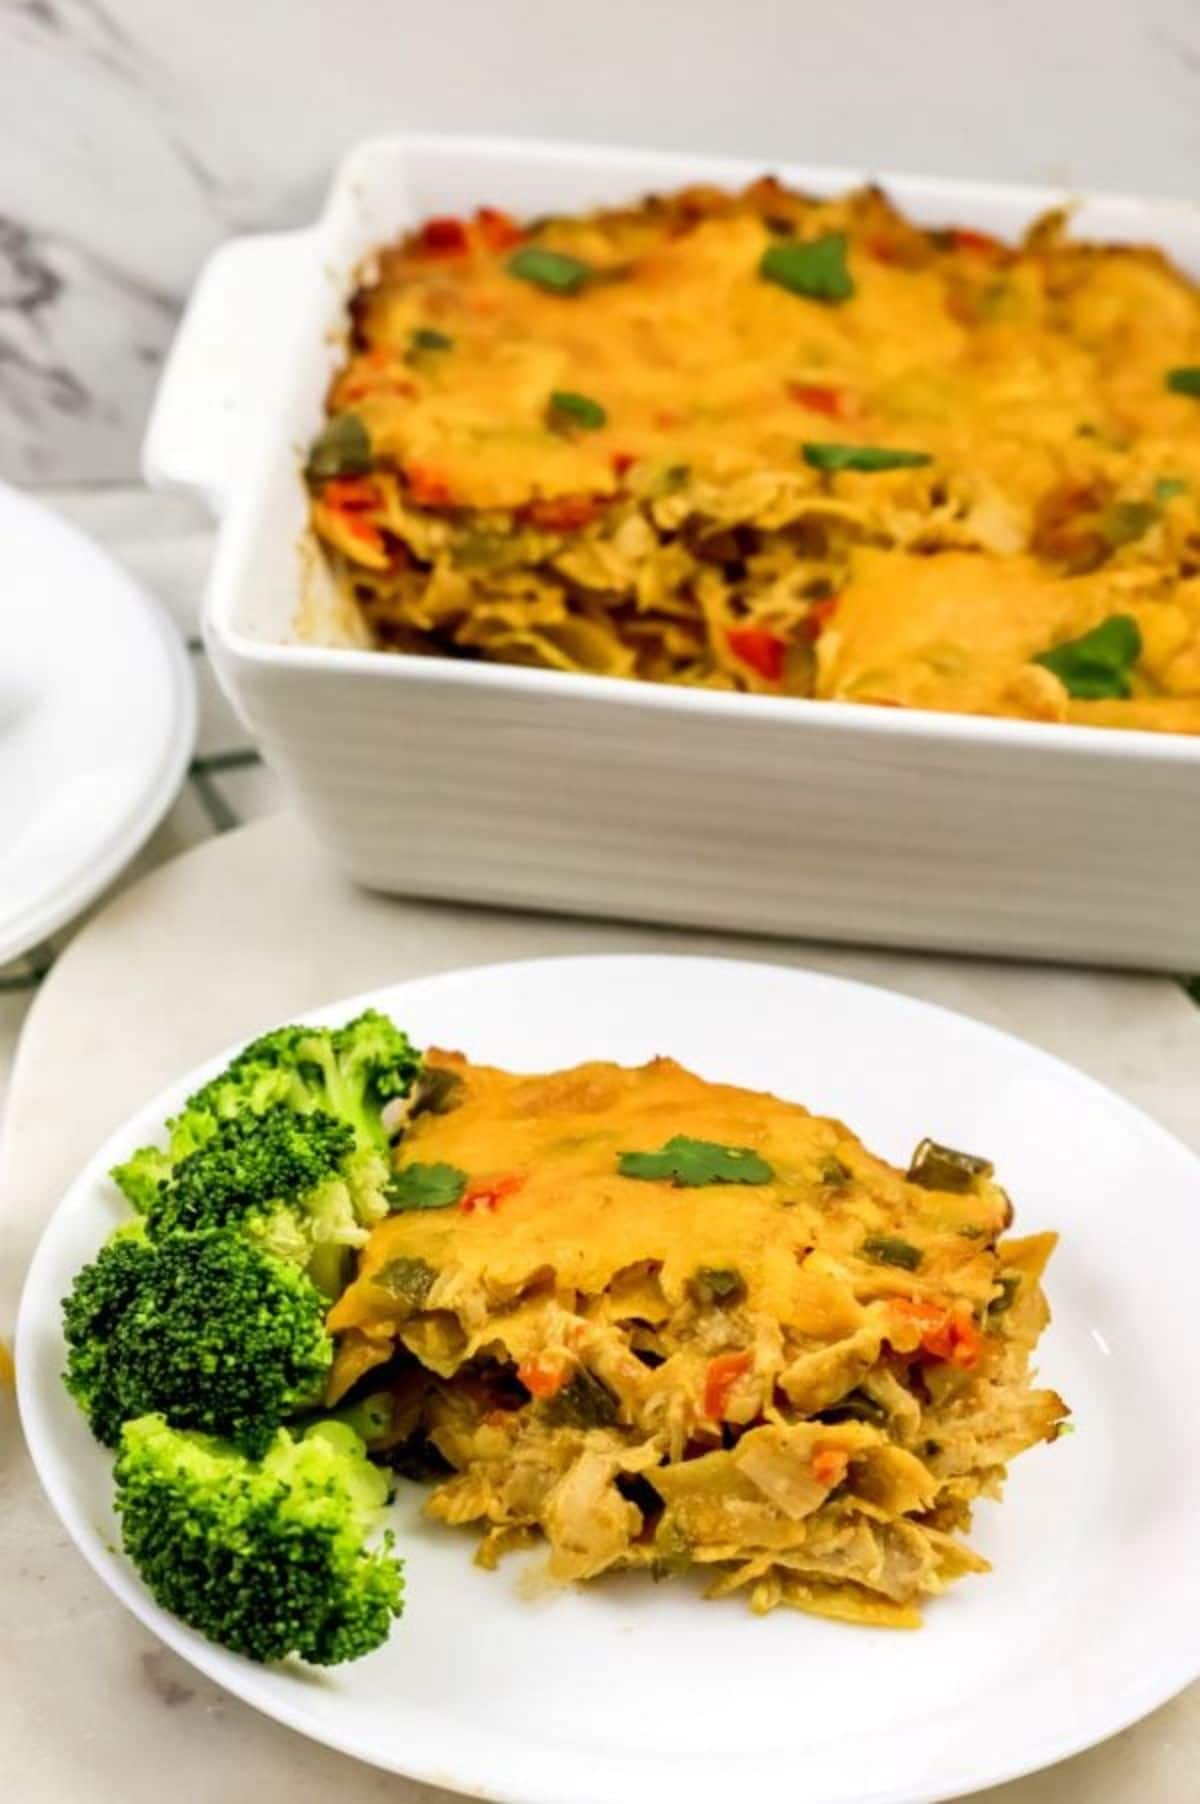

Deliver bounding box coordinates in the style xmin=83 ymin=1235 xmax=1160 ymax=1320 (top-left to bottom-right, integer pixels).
xmin=150 ymin=135 xmax=1200 ymax=969
xmin=212 ymin=644 xmax=1200 ymax=967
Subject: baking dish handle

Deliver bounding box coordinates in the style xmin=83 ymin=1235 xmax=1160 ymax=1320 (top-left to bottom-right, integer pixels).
xmin=143 ymin=228 xmax=318 ymax=514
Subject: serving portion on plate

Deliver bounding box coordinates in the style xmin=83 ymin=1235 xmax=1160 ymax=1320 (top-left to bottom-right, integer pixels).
xmin=330 ymin=1048 xmax=1065 ymax=1627
xmin=47 ymin=997 xmax=1066 ymax=1664
xmin=17 ymin=956 xmax=1200 ymax=1804
xmin=308 ymin=177 xmax=1200 ymax=732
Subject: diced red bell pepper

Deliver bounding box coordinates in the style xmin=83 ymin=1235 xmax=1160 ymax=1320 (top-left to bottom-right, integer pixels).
xmin=788 ymin=382 xmax=852 ymax=420
xmin=703 ymin=1350 xmax=752 ymax=1420
xmin=521 ymin=494 xmax=600 ymax=531
xmin=404 ymin=464 xmax=455 ymax=508
xmin=420 ymin=217 xmax=470 ymax=255
xmin=889 ymin=1298 xmax=982 ymax=1369
xmin=320 ymin=477 xmax=381 ymax=512
xmin=517 ymin=1352 xmax=572 ymax=1401
xmin=342 ymin=517 xmax=385 ymax=554
xmin=950 ymin=226 xmax=1003 ymax=258
xmin=811 ymin=1446 xmax=850 ymax=1488
xmin=476 ymin=207 xmax=523 ymax=253
xmin=460 ymin=1172 xmax=525 ymax=1216
xmin=728 ymin=626 xmax=786 ymax=683
xmin=803 ymin=596 xmax=839 ymax=641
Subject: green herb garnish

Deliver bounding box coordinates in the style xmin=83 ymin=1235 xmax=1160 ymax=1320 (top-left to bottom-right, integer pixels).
xmin=1155 ymin=477 xmax=1188 ymax=503
xmin=1033 ymin=612 xmax=1143 ymax=701
xmin=619 ymin=1136 xmax=774 ymax=1187
xmin=802 ymin=442 xmax=932 ymax=474
xmin=759 ymin=232 xmax=854 ymax=302
xmin=305 ymin=412 xmax=372 ymax=480
xmin=408 ymin=326 xmax=453 ymax=354
xmin=374 ymin=1256 xmax=439 ymax=1306
xmin=547 ymin=389 xmax=607 ymax=431
xmin=688 ymin=1267 xmax=746 ymax=1307
xmin=508 ymin=246 xmax=594 ymax=294
xmin=1165 ymin=366 xmax=1200 ymax=397
xmin=387 ymin=1162 xmax=466 ymax=1212
xmin=861 ymin=1234 xmax=924 ymax=1272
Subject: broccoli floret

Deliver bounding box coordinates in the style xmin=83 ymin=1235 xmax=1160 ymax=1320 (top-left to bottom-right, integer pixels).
xmin=62 ymin=1227 xmax=332 ymax=1455
xmin=114 ymin=1415 xmax=403 ymax=1665
xmin=109 ymin=1145 xmax=175 ymax=1214
xmin=330 ymin=1009 xmax=423 ymax=1139
xmin=112 ymin=1010 xmax=420 ymax=1211
xmin=229 ymin=1010 xmax=421 ymax=1156
xmin=143 ymin=1104 xmax=388 ymax=1295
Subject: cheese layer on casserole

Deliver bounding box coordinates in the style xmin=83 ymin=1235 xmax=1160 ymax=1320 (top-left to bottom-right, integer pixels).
xmin=327 ymin=1051 xmax=1066 ymax=1625
xmin=306 ymin=179 xmax=1200 ymax=733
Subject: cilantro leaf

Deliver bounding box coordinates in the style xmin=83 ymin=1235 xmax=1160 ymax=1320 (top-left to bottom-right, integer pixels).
xmin=1165 ymin=366 xmax=1200 ymax=397
xmin=759 ymin=232 xmax=854 ymax=302
xmin=619 ymin=1136 xmax=774 ymax=1187
xmin=387 ymin=1161 xmax=466 ymax=1212
xmin=508 ymin=246 xmax=594 ymax=294
xmin=802 ymin=442 xmax=931 ymax=473
xmin=1033 ymin=613 xmax=1142 ymax=701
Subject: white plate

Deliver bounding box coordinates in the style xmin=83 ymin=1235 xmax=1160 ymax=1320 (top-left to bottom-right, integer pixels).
xmin=16 ymin=954 xmax=1200 ymax=1804
xmin=0 ymin=482 xmax=195 ymax=964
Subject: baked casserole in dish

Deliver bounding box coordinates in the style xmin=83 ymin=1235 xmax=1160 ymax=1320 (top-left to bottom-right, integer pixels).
xmin=143 ymin=136 xmax=1200 ymax=967
xmin=308 ymin=178 xmax=1200 ymax=733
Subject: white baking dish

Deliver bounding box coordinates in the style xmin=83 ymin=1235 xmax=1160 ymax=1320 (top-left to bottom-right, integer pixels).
xmin=144 ymin=133 xmax=1200 ymax=970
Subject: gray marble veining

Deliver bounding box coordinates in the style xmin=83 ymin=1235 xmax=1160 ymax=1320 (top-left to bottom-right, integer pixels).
xmin=3 ymin=0 xmax=1200 ymax=484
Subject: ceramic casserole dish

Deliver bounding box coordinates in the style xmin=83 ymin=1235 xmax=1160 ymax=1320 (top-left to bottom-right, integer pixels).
xmin=143 ymin=134 xmax=1200 ymax=968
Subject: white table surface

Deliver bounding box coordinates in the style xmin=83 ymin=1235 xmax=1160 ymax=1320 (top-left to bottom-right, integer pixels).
xmin=3 ymin=491 xmax=1200 ymax=1802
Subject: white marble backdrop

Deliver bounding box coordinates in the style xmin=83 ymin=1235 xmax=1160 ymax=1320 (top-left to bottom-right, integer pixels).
xmin=3 ymin=0 xmax=1199 ymax=483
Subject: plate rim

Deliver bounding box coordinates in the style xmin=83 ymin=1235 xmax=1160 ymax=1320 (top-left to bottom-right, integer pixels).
xmin=15 ymin=951 xmax=1200 ymax=1804
xmin=0 ymin=483 xmax=197 ymax=966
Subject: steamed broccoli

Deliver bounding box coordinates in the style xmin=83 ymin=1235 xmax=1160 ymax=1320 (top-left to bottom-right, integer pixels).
xmin=113 ymin=1010 xmax=420 ymax=1210
xmin=142 ymin=1103 xmax=388 ymax=1295
xmin=115 ymin=1415 xmax=404 ymax=1665
xmin=62 ymin=1226 xmax=332 ymax=1454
